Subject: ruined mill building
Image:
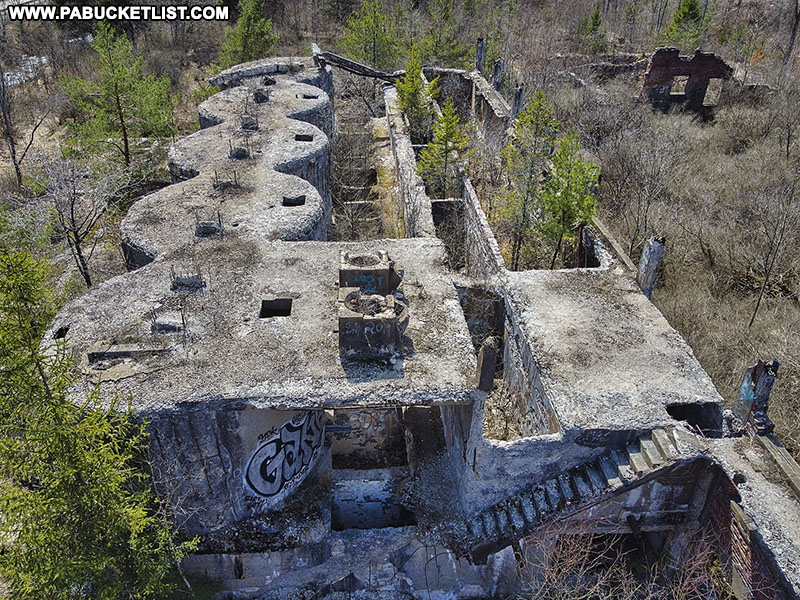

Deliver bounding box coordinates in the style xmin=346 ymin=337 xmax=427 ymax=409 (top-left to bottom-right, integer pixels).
xmin=50 ymin=46 xmax=800 ymax=599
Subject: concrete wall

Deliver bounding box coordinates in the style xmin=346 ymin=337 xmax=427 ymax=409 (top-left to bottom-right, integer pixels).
xmin=383 ymin=85 xmax=436 ymax=238
xmin=705 ymin=486 xmax=796 ymax=600
xmin=462 ymin=177 xmax=505 ymax=278
xmin=182 ymin=543 xmax=330 ymax=598
xmin=330 ymin=408 xmax=407 ymax=469
xmin=469 ymin=71 xmax=512 ymax=149
xmin=502 ymin=301 xmax=560 ymax=436
xmin=148 ymin=407 xmax=326 ymax=535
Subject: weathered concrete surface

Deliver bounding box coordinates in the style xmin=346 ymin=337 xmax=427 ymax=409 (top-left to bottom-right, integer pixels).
xmin=383 ymin=86 xmax=436 ymax=238
xmin=53 ymin=239 xmax=476 ymax=412
xmin=122 ymin=69 xmax=334 ymax=268
xmin=502 ymin=262 xmax=724 ymax=433
xmin=709 ymin=437 xmax=800 ymax=598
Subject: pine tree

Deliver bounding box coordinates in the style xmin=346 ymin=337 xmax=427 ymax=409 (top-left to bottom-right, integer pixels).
xmin=496 ymin=91 xmax=558 ymax=270
xmin=0 ymin=249 xmax=196 ymax=599
xmin=577 ymin=4 xmax=608 ymax=54
xmin=420 ymin=0 xmax=469 ymax=67
xmin=660 ymin=0 xmax=704 ymax=49
xmin=341 ymin=0 xmax=397 ymax=70
xmin=62 ymin=22 xmax=176 ymax=166
xmin=219 ymin=0 xmax=278 ymax=69
xmin=417 ymin=98 xmax=470 ymax=198
xmin=396 ymin=48 xmax=439 ymax=144
xmin=538 ymin=132 xmax=599 ymax=269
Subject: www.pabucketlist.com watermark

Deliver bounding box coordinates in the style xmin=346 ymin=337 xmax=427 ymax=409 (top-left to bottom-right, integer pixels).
xmin=6 ymin=4 xmax=230 ymax=21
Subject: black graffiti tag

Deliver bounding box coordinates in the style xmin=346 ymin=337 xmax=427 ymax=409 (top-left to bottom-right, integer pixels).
xmin=244 ymin=411 xmax=324 ymax=499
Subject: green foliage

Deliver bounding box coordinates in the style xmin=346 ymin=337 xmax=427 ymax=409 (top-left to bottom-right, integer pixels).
xmin=0 ymin=249 xmax=195 ymax=599
xmin=341 ymin=0 xmax=397 ymax=70
xmin=396 ymin=48 xmax=439 ymax=144
xmin=219 ymin=0 xmax=277 ymax=69
xmin=417 ymin=98 xmax=469 ymax=198
xmin=482 ymin=0 xmax=519 ymax=77
xmin=192 ymin=81 xmax=221 ymax=105
xmin=62 ymin=22 xmax=176 ymax=166
xmin=496 ymin=91 xmax=558 ymax=270
xmin=577 ymin=4 xmax=607 ymax=54
xmin=538 ymin=132 xmax=599 ymax=268
xmin=419 ymin=0 xmax=469 ymax=67
xmin=659 ymin=0 xmax=705 ymax=49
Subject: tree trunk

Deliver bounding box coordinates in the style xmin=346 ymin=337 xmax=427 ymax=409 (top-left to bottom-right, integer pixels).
xmin=749 ymin=275 xmax=768 ymax=328
xmin=550 ymin=232 xmax=563 ymax=270
xmin=0 ymin=66 xmax=22 ymax=187
xmin=67 ymin=232 xmax=93 ymax=288
xmin=785 ymin=0 xmax=800 ymax=65
xmin=113 ymin=83 xmax=130 ymax=166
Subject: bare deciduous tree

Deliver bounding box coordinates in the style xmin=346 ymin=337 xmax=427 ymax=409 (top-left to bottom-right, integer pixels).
xmin=44 ymin=159 xmax=131 ymax=288
xmin=0 ymin=48 xmax=51 ymax=188
xmin=741 ymin=180 xmax=799 ymax=328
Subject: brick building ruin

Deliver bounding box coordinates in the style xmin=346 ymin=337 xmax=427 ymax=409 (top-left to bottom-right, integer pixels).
xmin=49 ymin=49 xmax=800 ymax=599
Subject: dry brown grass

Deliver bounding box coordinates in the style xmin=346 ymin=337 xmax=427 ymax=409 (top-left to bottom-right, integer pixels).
xmin=544 ymin=74 xmax=800 ymax=456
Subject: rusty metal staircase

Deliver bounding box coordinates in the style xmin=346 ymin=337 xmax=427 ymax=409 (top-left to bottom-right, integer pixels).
xmin=463 ymin=428 xmax=683 ymax=562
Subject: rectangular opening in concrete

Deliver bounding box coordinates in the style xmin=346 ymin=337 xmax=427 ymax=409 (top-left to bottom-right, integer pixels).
xmin=666 ymin=402 xmax=722 ymax=438
xmin=330 ymin=408 xmax=408 ymax=469
xmin=282 ymin=194 xmax=306 ymax=207
xmin=671 ymin=75 xmax=688 ymax=94
xmin=297 ymin=93 xmax=320 ymax=100
xmin=259 ymin=298 xmax=293 ymax=318
xmin=295 ymin=133 xmax=314 ymax=142
xmin=330 ymin=468 xmax=416 ymax=531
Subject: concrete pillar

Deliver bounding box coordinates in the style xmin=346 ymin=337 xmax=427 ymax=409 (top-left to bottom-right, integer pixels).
xmin=511 ymin=84 xmax=524 ymax=121
xmin=733 ymin=360 xmax=779 ymax=433
xmin=636 ymin=236 xmax=665 ymax=300
xmin=491 ymin=58 xmax=504 ymax=91
xmin=476 ymin=336 xmax=499 ymax=392
xmin=475 ymin=37 xmax=486 ymax=74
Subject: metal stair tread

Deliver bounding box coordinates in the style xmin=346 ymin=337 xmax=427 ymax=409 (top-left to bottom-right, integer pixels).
xmin=626 ymin=443 xmax=650 ymax=473
xmin=585 ymin=464 xmax=607 ymax=492
xmin=639 ymin=437 xmax=664 ymax=467
xmin=598 ymin=454 xmax=622 ymax=487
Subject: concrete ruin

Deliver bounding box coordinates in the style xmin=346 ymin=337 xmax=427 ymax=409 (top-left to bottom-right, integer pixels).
xmin=48 ymin=50 xmax=800 ymax=599
xmin=642 ymin=47 xmax=733 ymax=113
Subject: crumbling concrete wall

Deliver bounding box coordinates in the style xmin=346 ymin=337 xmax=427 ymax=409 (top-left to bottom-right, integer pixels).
xmin=705 ymin=486 xmax=797 ymax=600
xmin=469 ymin=70 xmax=512 ymax=148
xmin=330 ymin=408 xmax=407 ymax=469
xmin=148 ymin=407 xmax=327 ymax=535
xmin=384 ymin=85 xmax=436 ymax=238
xmin=502 ymin=302 xmax=560 ymax=437
xmin=462 ymin=177 xmax=505 ymax=278
xmin=424 ymin=66 xmax=473 ymax=121
xmin=181 ymin=543 xmax=330 ymax=597
xmin=643 ymin=47 xmax=733 ymax=112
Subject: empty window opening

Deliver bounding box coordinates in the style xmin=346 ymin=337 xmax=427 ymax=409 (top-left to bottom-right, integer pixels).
xmin=54 ymin=326 xmax=69 ymax=340
xmin=705 ymin=78 xmax=723 ymax=105
xmin=260 ymin=298 xmax=293 ymax=318
xmin=297 ymin=93 xmax=319 ymax=100
xmin=671 ymin=75 xmax=688 ymax=95
xmin=295 ymin=133 xmax=314 ymax=142
xmin=283 ymin=194 xmax=306 ymax=207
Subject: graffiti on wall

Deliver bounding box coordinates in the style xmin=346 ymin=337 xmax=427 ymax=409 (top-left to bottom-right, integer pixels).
xmin=244 ymin=410 xmax=325 ymax=503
